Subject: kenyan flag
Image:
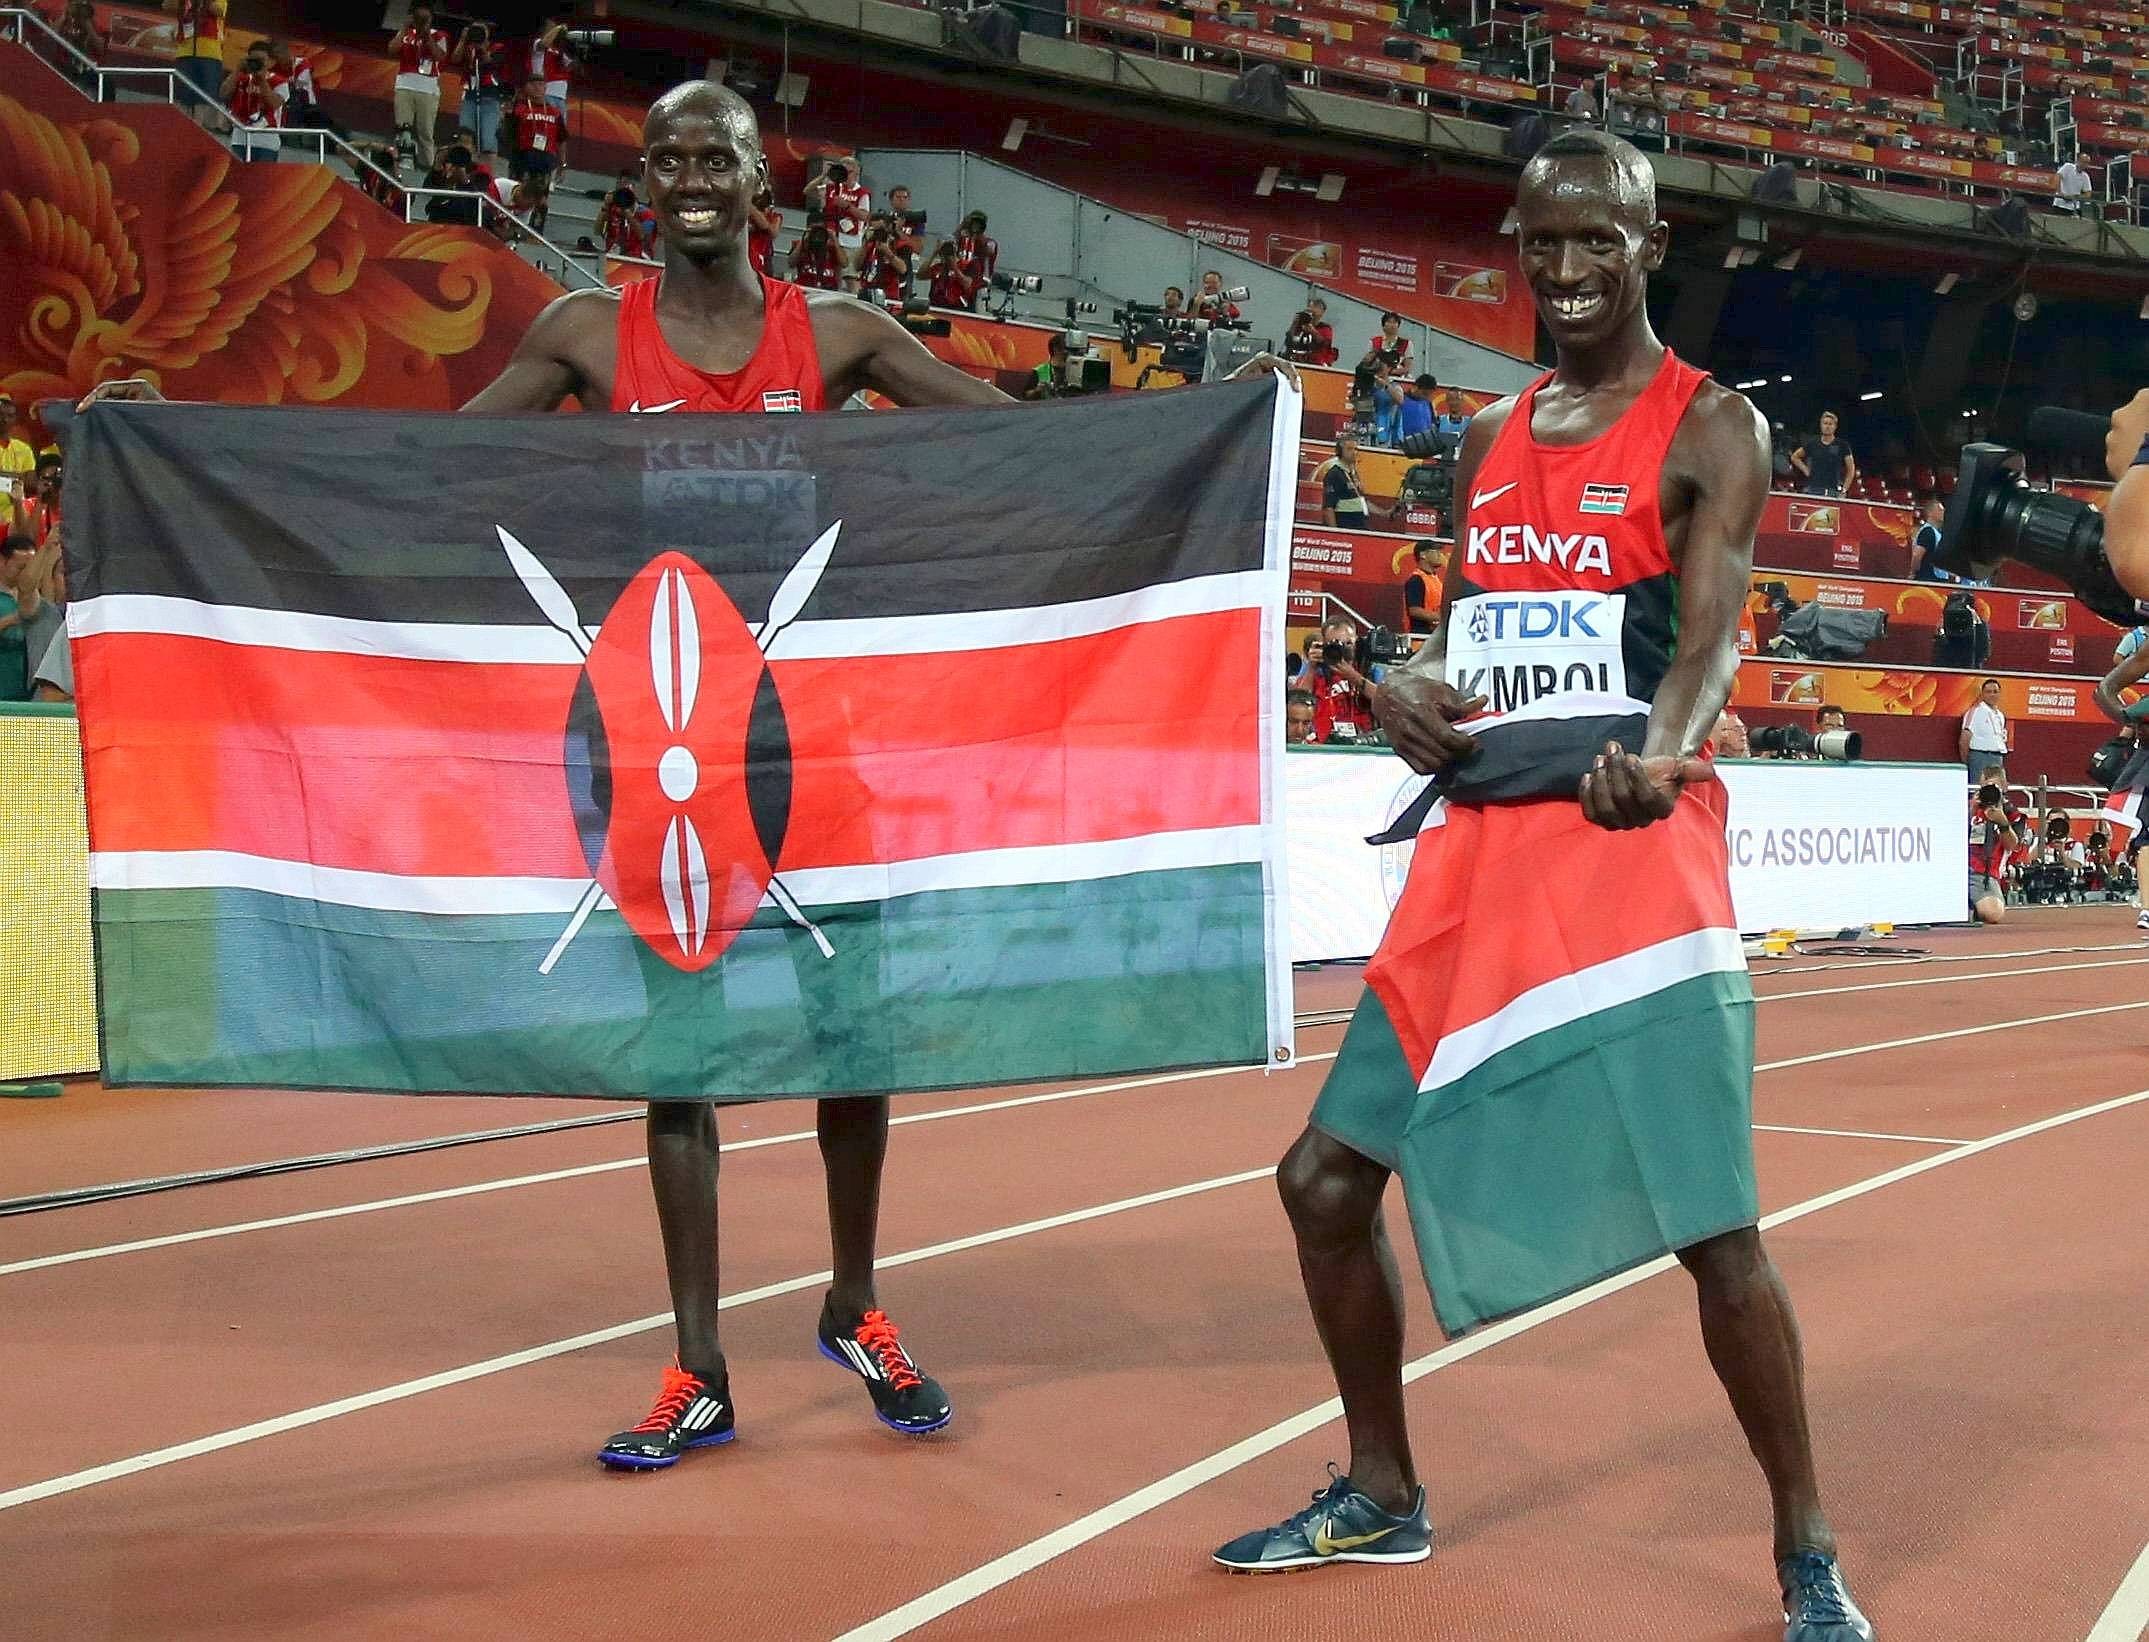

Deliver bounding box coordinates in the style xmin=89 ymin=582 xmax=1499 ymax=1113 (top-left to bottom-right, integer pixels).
xmin=63 ymin=385 xmax=1299 ymax=1099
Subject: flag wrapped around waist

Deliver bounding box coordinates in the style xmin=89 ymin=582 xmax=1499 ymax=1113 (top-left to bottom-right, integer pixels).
xmin=65 ymin=383 xmax=1300 ymax=1099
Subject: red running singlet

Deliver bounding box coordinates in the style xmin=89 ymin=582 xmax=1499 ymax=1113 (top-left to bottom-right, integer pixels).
xmin=1442 ymin=347 xmax=1711 ymax=803
xmin=610 ymin=273 xmax=827 ymax=415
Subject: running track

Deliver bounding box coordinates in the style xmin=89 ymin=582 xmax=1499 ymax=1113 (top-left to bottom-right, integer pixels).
xmin=3 ymin=908 xmax=2147 ymax=1641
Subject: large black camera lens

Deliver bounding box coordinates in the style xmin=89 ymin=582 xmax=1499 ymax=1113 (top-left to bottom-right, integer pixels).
xmin=1939 ymin=443 xmax=2135 ymax=626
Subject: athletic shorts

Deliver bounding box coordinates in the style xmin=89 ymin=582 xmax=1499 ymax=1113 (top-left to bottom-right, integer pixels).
xmin=1311 ymin=783 xmax=1759 ymax=1338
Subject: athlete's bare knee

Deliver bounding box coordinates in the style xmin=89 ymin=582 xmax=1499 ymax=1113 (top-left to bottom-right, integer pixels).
xmin=1677 ymin=1224 xmax=1769 ymax=1296
xmin=1278 ymin=1128 xmax=1387 ymax=1245
xmin=1975 ymin=896 xmax=2006 ymax=925
xmin=648 ymin=1099 xmax=713 ymax=1145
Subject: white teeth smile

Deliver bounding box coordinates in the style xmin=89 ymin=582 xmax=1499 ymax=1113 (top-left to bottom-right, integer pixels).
xmin=676 ymin=208 xmax=717 ymax=228
xmin=1549 ymin=293 xmax=1604 ymax=319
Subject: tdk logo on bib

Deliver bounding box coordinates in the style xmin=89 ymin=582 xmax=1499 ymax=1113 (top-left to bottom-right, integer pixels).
xmin=1448 ymin=590 xmax=1628 ymax=714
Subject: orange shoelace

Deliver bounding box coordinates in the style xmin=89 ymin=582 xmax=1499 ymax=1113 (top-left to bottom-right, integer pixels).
xmin=630 ymin=1364 xmax=704 ymax=1433
xmin=855 ymin=1310 xmax=922 ymax=1392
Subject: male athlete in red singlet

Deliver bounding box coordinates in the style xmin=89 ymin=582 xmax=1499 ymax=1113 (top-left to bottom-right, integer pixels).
xmin=1214 ymin=133 xmax=1874 ymax=1642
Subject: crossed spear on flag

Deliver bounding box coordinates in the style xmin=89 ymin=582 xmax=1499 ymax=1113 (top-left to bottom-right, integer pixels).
xmin=495 ymin=522 xmax=843 ymax=976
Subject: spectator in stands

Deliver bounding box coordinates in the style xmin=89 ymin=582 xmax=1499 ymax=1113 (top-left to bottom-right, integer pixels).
xmin=1401 ymin=539 xmax=1443 ymax=637
xmin=793 ymin=222 xmax=848 ymax=292
xmin=1790 ymin=410 xmax=1857 ymax=497
xmin=1961 ymin=676 xmax=2010 ymax=781
xmin=856 ymin=215 xmax=914 ymax=305
xmin=747 ymin=185 xmax=778 ymax=276
xmin=1363 ymin=311 xmax=1413 ymax=376
xmin=1283 ymin=297 xmax=1338 ymax=367
xmin=1564 ymin=77 xmax=1598 ymax=122
xmin=391 ymin=5 xmax=450 ymax=172
xmin=956 ymin=211 xmax=999 ymax=294
xmin=1712 ymin=706 xmax=1751 ymax=757
xmin=54 ymin=0 xmax=106 ymax=95
xmin=0 ymin=534 xmax=39 ymax=700
xmin=1286 ymin=688 xmax=1320 ymax=745
xmin=924 ymin=239 xmax=975 ymax=308
xmin=1909 ymin=496 xmax=1947 ymax=581
xmin=0 ymin=396 xmax=33 ymax=534
xmin=508 ymin=74 xmax=564 ymax=201
xmin=422 ymin=145 xmax=484 ymax=225
xmin=1193 ymin=270 xmax=1241 ymax=324
xmin=221 ymin=43 xmax=282 ymax=163
xmin=455 ymin=21 xmax=508 ymax=163
xmin=1968 ymin=779 xmax=2024 ymax=924
xmin=167 ymin=0 xmax=227 ymax=128
xmin=1321 ymin=432 xmax=1371 ymax=529
xmin=1306 ymin=618 xmax=1378 ymax=742
xmin=1435 ymin=386 xmax=1473 ymax=449
xmin=1397 ymin=373 xmax=1437 ymax=444
xmin=812 ymin=162 xmax=872 ymax=261
xmin=2055 ymin=156 xmax=2093 ymax=216
xmin=1160 ymin=285 xmax=1188 ymax=320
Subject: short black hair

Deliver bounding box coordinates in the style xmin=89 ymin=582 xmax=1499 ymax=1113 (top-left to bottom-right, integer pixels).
xmin=2 ymin=534 xmax=33 ymax=554
xmin=1413 ymin=373 xmax=1437 ymax=389
xmin=1164 ymin=284 xmax=1184 ymax=300
xmin=443 ymin=144 xmax=473 ymax=168
xmin=1982 ymin=677 xmax=2001 ymax=688
xmin=1047 ymin=335 xmax=1069 ymax=356
xmin=1414 ymin=539 xmax=1442 ymax=559
xmin=1380 ymin=310 xmax=1402 ymax=326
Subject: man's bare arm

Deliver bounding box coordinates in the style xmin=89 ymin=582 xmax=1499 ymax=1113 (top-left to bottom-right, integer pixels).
xmin=1641 ymin=386 xmax=1769 ymax=763
xmin=459 ymin=289 xmax=610 ymax=412
xmin=2093 ymin=637 xmax=2149 ymax=722
xmin=813 ymin=297 xmax=1013 ymax=407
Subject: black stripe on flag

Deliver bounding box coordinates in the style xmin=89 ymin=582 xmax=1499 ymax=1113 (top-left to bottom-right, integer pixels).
xmin=66 ymin=386 xmax=1278 ymax=625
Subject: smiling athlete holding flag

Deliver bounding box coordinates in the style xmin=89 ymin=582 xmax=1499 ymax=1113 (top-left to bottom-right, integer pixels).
xmin=1213 ymin=132 xmax=1874 ymax=1641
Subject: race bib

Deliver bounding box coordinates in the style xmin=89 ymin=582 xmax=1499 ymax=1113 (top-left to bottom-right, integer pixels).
xmin=1445 ymin=589 xmax=1628 ymax=716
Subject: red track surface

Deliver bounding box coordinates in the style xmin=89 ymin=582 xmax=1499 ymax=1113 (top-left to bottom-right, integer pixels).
xmin=4 ymin=910 xmax=2148 ymax=1641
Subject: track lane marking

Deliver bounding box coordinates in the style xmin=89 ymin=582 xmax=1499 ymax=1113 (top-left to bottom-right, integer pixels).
xmin=832 ymin=1084 xmax=2149 ymax=1642
xmin=2085 ymin=1541 xmax=2149 ymax=1641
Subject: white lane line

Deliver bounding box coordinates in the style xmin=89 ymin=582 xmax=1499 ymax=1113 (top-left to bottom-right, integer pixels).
xmin=17 ymin=975 xmax=2141 ymax=1281
xmin=2085 ymin=1542 xmax=2149 ymax=1641
xmin=833 ymin=1084 xmax=2149 ymax=1642
xmin=1758 ymin=954 xmax=2149 ymax=1002
xmin=1759 ymin=999 xmax=2149 ymax=1073
xmin=1754 ymin=940 xmax=2142 ymax=980
xmin=0 ymin=1055 xmax=1344 ymax=1279
xmin=1752 ymin=1124 xmax=1968 ymax=1146
xmin=0 ymin=1166 xmax=1281 ymax=1513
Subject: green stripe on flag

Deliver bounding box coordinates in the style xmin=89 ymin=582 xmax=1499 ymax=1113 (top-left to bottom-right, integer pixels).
xmin=1393 ymin=969 xmax=1757 ymax=1337
xmin=94 ymin=865 xmax=1271 ymax=1098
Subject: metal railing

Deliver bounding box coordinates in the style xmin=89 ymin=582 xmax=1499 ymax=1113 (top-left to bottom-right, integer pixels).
xmin=0 ymin=8 xmax=605 ymax=290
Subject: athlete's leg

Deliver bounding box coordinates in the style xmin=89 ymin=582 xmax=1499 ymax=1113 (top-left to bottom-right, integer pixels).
xmin=818 ymin=1094 xmax=890 ymax=1324
xmin=1677 ymin=1226 xmax=1834 ymax=1560
xmin=647 ymin=1099 xmax=724 ymax=1377
xmin=1278 ymin=1125 xmax=1418 ymax=1513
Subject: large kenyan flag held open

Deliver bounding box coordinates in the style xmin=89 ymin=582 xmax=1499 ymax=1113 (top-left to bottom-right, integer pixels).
xmin=65 ymin=383 xmax=1298 ymax=1098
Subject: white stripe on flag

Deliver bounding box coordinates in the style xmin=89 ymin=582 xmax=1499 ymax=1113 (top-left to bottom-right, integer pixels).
xmin=89 ymin=825 xmax=1266 ymax=918
xmin=1416 ymin=926 xmax=1749 ymax=1095
xmin=68 ymin=570 xmax=1270 ymax=667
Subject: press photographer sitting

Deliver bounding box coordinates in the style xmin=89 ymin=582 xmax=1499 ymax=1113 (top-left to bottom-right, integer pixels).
xmin=1968 ymin=780 xmax=2026 ymax=925
xmin=1303 ymin=618 xmax=1379 ymax=743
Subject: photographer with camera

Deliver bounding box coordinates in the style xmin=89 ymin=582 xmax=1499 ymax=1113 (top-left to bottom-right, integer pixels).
xmin=1397 ymin=373 xmax=1438 ymax=444
xmin=1320 ymin=432 xmax=1371 ymax=529
xmin=956 ymin=211 xmax=999 ymax=294
xmin=455 ymin=21 xmax=507 ymax=162
xmin=1284 ymin=296 xmax=1337 ymax=366
xmin=811 ymin=163 xmax=872 ymax=261
xmin=391 ymin=5 xmax=451 ymax=172
xmin=1192 ymin=270 xmax=1241 ymax=325
xmin=1024 ymin=335 xmax=1073 ymax=401
xmin=421 ymin=144 xmax=485 ymax=225
xmin=1305 ymin=617 xmax=1379 ymax=743
xmin=221 ymin=42 xmax=283 ymax=163
xmin=923 ymin=239 xmax=975 ymax=309
xmin=528 ymin=18 xmax=574 ymax=121
xmin=1159 ymin=285 xmax=1187 ymax=321
xmin=790 ymin=222 xmax=847 ymax=293
xmin=855 ymin=215 xmax=914 ymax=306
xmin=1968 ymin=780 xmax=2025 ymax=924
xmin=1362 ymin=310 xmax=1413 ymax=378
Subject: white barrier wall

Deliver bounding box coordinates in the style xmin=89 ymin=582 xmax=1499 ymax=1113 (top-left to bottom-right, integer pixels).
xmin=1285 ymin=750 xmax=1969 ymax=963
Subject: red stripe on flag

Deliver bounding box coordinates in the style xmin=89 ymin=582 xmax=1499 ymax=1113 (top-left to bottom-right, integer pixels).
xmin=75 ymin=608 xmax=1263 ymax=882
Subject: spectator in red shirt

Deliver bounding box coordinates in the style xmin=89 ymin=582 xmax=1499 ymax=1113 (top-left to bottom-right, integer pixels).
xmin=598 ymin=187 xmax=656 ymax=258
xmin=528 ymin=18 xmax=572 ymax=118
xmin=955 ymin=211 xmax=998 ymax=292
xmin=1306 ymin=618 xmax=1377 ymax=743
xmin=1284 ymin=296 xmax=1338 ymax=366
xmin=391 ymin=5 xmax=450 ymax=171
xmin=221 ymin=42 xmax=282 ymax=162
xmin=1192 ymin=269 xmax=1241 ymax=324
xmin=925 ymin=238 xmax=977 ymax=310
xmin=790 ymin=223 xmax=846 ymax=291
xmin=813 ymin=162 xmax=872 ymax=258
xmin=509 ymin=75 xmax=564 ymax=189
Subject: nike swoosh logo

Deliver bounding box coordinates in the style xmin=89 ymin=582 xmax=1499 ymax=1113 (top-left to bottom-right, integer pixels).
xmin=1312 ymin=1520 xmax=1402 ymax=1556
xmin=627 ymin=398 xmax=688 ymax=414
xmin=1471 ymin=481 xmax=1519 ymax=509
